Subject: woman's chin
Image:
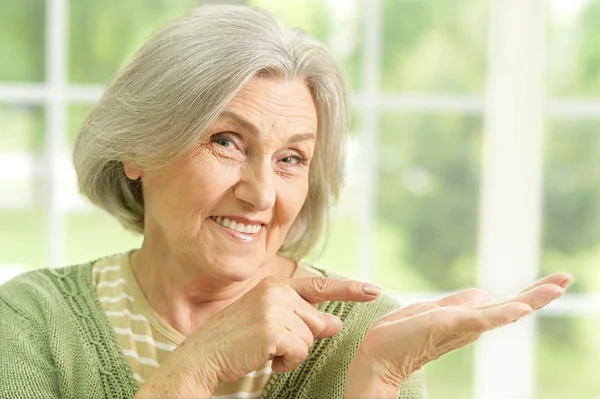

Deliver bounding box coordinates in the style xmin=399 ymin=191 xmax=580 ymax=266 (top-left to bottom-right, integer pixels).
xmin=205 ymin=257 xmax=265 ymax=282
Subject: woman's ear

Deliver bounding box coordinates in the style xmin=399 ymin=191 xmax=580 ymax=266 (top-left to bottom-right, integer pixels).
xmin=123 ymin=162 xmax=142 ymax=181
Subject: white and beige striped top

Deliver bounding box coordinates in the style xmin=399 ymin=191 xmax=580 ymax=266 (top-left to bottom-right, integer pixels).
xmin=92 ymin=252 xmax=322 ymax=399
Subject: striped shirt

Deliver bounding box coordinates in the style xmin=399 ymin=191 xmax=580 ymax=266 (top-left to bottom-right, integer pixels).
xmin=92 ymin=252 xmax=322 ymax=398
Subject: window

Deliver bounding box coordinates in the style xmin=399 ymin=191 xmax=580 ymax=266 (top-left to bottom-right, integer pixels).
xmin=1 ymin=0 xmax=598 ymax=397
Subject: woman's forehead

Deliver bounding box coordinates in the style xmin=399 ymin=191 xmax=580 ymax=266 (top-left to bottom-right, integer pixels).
xmin=219 ymin=77 xmax=318 ymax=134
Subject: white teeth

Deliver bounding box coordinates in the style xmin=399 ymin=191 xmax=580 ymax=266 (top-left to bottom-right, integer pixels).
xmin=212 ymin=216 xmax=261 ymax=234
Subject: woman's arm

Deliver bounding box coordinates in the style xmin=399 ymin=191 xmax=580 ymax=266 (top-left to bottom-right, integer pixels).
xmin=0 ymin=299 xmax=61 ymax=399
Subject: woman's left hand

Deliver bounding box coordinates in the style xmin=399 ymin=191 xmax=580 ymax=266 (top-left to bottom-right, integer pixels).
xmin=344 ymin=273 xmax=572 ymax=398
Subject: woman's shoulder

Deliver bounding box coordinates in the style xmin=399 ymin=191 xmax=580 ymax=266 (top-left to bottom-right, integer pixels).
xmin=0 ymin=262 xmax=92 ymax=295
xmin=0 ymin=252 xmax=128 ymax=294
xmin=0 ymin=262 xmax=93 ymax=319
xmin=0 ymin=253 xmax=127 ymax=320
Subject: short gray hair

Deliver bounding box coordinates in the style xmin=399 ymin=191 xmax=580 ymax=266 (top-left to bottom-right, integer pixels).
xmin=73 ymin=5 xmax=348 ymax=260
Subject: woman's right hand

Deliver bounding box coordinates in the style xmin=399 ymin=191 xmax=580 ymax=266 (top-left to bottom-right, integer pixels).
xmin=134 ymin=276 xmax=381 ymax=398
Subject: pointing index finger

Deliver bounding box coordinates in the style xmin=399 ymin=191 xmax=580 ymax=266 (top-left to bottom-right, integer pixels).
xmin=287 ymin=277 xmax=381 ymax=304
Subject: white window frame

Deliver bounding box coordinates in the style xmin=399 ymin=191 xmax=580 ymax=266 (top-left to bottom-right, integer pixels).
xmin=0 ymin=0 xmax=599 ymax=398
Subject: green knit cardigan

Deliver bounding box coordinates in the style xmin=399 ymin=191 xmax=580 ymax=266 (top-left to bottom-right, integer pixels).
xmin=0 ymin=262 xmax=426 ymax=399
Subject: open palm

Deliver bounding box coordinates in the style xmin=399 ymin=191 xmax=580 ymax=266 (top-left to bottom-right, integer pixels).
xmin=354 ymin=274 xmax=572 ymax=387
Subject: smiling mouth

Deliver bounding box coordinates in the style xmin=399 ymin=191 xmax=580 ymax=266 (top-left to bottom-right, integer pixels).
xmin=210 ymin=216 xmax=263 ymax=234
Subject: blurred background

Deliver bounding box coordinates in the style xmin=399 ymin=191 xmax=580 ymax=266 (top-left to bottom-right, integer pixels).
xmin=0 ymin=0 xmax=599 ymax=398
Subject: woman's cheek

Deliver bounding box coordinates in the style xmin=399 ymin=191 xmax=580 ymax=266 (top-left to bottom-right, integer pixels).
xmin=278 ymin=178 xmax=309 ymax=213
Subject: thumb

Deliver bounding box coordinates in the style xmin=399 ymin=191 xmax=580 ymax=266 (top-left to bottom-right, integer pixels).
xmin=287 ymin=277 xmax=381 ymax=304
xmin=315 ymin=313 xmax=344 ymax=339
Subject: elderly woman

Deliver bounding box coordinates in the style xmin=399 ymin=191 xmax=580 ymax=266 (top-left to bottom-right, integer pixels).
xmin=0 ymin=5 xmax=570 ymax=399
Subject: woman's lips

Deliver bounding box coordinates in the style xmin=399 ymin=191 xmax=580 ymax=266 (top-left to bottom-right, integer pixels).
xmin=210 ymin=216 xmax=264 ymax=243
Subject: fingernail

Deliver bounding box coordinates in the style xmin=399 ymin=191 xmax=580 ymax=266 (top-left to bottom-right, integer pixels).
xmin=560 ymin=276 xmax=572 ymax=288
xmin=362 ymin=283 xmax=381 ymax=296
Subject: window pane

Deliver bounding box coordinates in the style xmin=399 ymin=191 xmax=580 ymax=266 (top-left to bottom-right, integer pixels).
xmin=313 ymin=212 xmax=360 ymax=277
xmin=249 ymin=0 xmax=363 ymax=91
xmin=67 ymin=209 xmax=142 ymax=265
xmin=69 ymin=0 xmax=197 ymax=83
xmin=425 ymin=345 xmax=474 ymax=399
xmin=548 ymin=0 xmax=600 ymax=96
xmin=68 ymin=105 xmax=92 ymax=148
xmin=0 ymin=0 xmax=45 ymax=82
xmin=542 ymin=119 xmax=600 ymax=294
xmin=312 ymin=108 xmax=362 ymax=275
xmin=0 ymin=104 xmax=44 ymax=210
xmin=0 ymin=210 xmax=47 ymax=279
xmin=0 ymin=104 xmax=44 ymax=152
xmin=0 ymin=105 xmax=46 ymax=277
xmin=375 ymin=112 xmax=482 ymax=291
xmin=536 ymin=316 xmax=600 ymax=398
xmin=380 ymin=0 xmax=488 ymax=93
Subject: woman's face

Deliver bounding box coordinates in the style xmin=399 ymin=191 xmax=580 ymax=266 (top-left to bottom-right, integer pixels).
xmin=127 ymin=76 xmax=318 ymax=280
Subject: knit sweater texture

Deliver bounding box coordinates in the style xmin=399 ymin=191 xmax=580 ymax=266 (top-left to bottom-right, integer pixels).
xmin=0 ymin=262 xmax=426 ymax=399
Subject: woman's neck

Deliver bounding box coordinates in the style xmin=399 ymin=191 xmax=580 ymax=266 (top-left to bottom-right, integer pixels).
xmin=129 ymin=241 xmax=296 ymax=337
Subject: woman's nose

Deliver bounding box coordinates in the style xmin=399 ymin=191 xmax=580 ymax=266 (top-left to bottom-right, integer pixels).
xmin=233 ymin=157 xmax=276 ymax=212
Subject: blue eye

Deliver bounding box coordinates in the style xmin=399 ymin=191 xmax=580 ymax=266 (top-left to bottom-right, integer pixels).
xmin=215 ymin=138 xmax=234 ymax=147
xmin=211 ymin=131 xmax=239 ymax=147
xmin=281 ymin=155 xmax=304 ymax=165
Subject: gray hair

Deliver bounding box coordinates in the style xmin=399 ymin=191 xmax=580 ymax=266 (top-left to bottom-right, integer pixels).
xmin=73 ymin=5 xmax=348 ymax=260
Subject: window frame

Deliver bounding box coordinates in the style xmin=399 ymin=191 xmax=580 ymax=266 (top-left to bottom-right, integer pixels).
xmin=0 ymin=0 xmax=598 ymax=398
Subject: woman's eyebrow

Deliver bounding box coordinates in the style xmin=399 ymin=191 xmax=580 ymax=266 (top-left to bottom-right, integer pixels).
xmin=288 ymin=133 xmax=315 ymax=144
xmin=219 ymin=110 xmax=260 ymax=137
xmin=220 ymin=110 xmax=315 ymax=143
